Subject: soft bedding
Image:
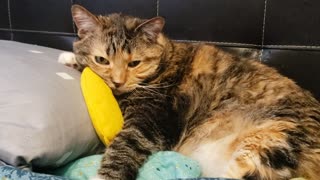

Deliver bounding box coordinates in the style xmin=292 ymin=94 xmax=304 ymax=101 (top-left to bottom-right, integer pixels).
xmin=51 ymin=152 xmax=201 ymax=180
xmin=0 ymin=40 xmax=102 ymax=169
xmin=0 ymin=166 xmax=67 ymax=180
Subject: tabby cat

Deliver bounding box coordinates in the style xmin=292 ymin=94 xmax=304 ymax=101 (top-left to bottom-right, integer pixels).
xmin=66 ymin=5 xmax=320 ymax=180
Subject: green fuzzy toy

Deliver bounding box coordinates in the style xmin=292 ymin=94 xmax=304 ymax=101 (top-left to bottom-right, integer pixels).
xmin=52 ymin=151 xmax=201 ymax=180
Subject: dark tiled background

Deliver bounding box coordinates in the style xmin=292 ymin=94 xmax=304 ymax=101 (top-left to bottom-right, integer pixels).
xmin=160 ymin=0 xmax=265 ymax=44
xmin=10 ymin=0 xmax=74 ymax=32
xmin=264 ymin=0 xmax=320 ymax=46
xmin=0 ymin=0 xmax=9 ymax=29
xmin=2 ymin=0 xmax=320 ymax=49
xmin=74 ymin=0 xmax=157 ymax=18
xmin=0 ymin=0 xmax=320 ymax=99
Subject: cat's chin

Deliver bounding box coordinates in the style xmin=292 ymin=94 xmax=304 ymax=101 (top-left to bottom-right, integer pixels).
xmin=112 ymin=88 xmax=131 ymax=96
xmin=112 ymin=86 xmax=137 ymax=96
xmin=112 ymin=90 xmax=123 ymax=96
xmin=104 ymin=83 xmax=130 ymax=95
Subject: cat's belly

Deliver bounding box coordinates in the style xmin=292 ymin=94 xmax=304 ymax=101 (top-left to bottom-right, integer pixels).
xmin=174 ymin=110 xmax=256 ymax=177
xmin=176 ymin=133 xmax=237 ymax=177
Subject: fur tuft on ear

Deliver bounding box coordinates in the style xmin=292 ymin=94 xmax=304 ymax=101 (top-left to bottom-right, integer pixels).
xmin=71 ymin=5 xmax=100 ymax=38
xmin=135 ymin=17 xmax=165 ymax=42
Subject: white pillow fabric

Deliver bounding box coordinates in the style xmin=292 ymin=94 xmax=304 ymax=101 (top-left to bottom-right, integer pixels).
xmin=0 ymin=40 xmax=102 ymax=170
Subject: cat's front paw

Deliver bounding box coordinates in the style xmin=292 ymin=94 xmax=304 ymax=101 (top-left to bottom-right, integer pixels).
xmin=58 ymin=52 xmax=79 ymax=69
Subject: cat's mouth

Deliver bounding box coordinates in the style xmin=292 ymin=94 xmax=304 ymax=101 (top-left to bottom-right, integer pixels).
xmin=112 ymin=89 xmax=124 ymax=95
xmin=110 ymin=85 xmax=130 ymax=95
xmin=103 ymin=80 xmax=135 ymax=95
xmin=102 ymin=81 xmax=123 ymax=95
xmin=113 ymin=86 xmax=137 ymax=96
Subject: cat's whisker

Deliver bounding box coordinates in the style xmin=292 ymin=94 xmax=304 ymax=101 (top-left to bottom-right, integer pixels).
xmin=139 ymin=88 xmax=166 ymax=97
xmin=130 ymin=96 xmax=155 ymax=100
xmin=139 ymin=85 xmax=170 ymax=89
xmin=132 ymin=89 xmax=145 ymax=97
xmin=139 ymin=82 xmax=177 ymax=89
xmin=141 ymin=82 xmax=176 ymax=86
xmin=136 ymin=85 xmax=169 ymax=97
xmin=131 ymin=88 xmax=154 ymax=99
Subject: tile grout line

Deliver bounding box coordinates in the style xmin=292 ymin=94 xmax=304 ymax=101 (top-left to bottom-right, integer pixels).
xmin=156 ymin=0 xmax=159 ymax=16
xmin=174 ymin=39 xmax=260 ymax=47
xmin=259 ymin=0 xmax=268 ymax=62
xmin=1 ymin=28 xmax=319 ymax=50
xmin=70 ymin=0 xmax=76 ymax=34
xmin=0 ymin=28 xmax=76 ymax=36
xmin=7 ymin=0 xmax=13 ymax=40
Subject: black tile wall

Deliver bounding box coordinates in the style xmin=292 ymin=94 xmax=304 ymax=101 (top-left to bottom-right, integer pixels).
xmin=74 ymin=0 xmax=157 ymax=18
xmin=0 ymin=0 xmax=9 ymax=29
xmin=262 ymin=49 xmax=320 ymax=100
xmin=0 ymin=31 xmax=11 ymax=40
xmin=10 ymin=0 xmax=74 ymax=33
xmin=2 ymin=0 xmax=320 ymax=49
xmin=264 ymin=0 xmax=320 ymax=46
xmin=159 ymin=0 xmax=265 ymax=44
xmin=13 ymin=32 xmax=76 ymax=51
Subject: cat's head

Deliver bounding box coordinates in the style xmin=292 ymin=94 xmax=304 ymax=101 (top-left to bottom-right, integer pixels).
xmin=71 ymin=5 xmax=167 ymax=95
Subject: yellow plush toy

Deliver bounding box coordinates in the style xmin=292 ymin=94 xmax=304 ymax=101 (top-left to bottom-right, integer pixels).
xmin=81 ymin=67 xmax=124 ymax=146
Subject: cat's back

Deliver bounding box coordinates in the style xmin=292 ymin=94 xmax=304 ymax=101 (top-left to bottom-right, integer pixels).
xmin=188 ymin=43 xmax=317 ymax=105
xmin=189 ymin=43 xmax=320 ymax=125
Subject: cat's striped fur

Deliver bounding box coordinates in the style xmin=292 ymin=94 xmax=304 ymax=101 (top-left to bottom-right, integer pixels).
xmin=69 ymin=5 xmax=320 ymax=180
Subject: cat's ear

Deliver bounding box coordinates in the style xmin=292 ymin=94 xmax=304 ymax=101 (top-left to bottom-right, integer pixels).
xmin=135 ymin=17 xmax=165 ymax=41
xmin=71 ymin=5 xmax=100 ymax=38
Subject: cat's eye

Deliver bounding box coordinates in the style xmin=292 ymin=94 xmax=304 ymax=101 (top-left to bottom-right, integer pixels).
xmin=128 ymin=60 xmax=141 ymax=68
xmin=95 ymin=56 xmax=110 ymax=65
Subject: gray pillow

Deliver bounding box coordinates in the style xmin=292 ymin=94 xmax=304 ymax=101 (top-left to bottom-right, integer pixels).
xmin=0 ymin=40 xmax=102 ymax=170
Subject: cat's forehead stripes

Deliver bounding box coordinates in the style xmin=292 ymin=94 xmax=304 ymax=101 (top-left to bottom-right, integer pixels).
xmin=122 ymin=39 xmax=131 ymax=54
xmin=106 ymin=33 xmax=131 ymax=57
xmin=100 ymin=14 xmax=139 ymax=57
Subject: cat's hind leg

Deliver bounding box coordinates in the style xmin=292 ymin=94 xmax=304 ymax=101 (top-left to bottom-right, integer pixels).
xmin=221 ymin=120 xmax=308 ymax=180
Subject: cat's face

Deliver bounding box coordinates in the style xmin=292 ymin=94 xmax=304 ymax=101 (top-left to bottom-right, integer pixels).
xmin=71 ymin=5 xmax=166 ymax=95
